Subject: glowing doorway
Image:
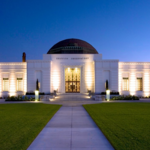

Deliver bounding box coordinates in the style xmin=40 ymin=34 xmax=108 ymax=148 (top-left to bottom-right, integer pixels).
xmin=65 ymin=68 xmax=80 ymax=93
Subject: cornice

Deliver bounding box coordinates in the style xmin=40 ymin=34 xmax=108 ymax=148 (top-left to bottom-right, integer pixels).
xmin=27 ymin=60 xmax=50 ymax=63
xmin=0 ymin=62 xmax=27 ymax=65
xmin=95 ymin=60 xmax=119 ymax=62
xmin=119 ymin=62 xmax=150 ymax=65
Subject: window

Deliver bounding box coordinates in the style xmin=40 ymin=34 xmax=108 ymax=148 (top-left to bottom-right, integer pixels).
xmin=17 ymin=78 xmax=23 ymax=91
xmin=123 ymin=78 xmax=129 ymax=91
xmin=3 ymin=78 xmax=9 ymax=91
xmin=137 ymin=78 xmax=142 ymax=91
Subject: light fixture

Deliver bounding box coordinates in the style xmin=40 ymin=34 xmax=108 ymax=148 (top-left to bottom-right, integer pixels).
xmin=75 ymin=67 xmax=78 ymax=73
xmin=35 ymin=90 xmax=39 ymax=101
xmin=106 ymin=90 xmax=110 ymax=101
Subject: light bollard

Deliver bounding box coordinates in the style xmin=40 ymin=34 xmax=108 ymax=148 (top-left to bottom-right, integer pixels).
xmin=106 ymin=90 xmax=110 ymax=101
xmin=35 ymin=90 xmax=39 ymax=101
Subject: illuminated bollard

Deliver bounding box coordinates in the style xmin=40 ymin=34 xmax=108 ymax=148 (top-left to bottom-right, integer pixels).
xmin=106 ymin=90 xmax=110 ymax=101
xmin=35 ymin=90 xmax=39 ymax=101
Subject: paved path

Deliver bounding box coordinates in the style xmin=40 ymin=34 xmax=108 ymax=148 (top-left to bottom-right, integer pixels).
xmin=28 ymin=106 xmax=114 ymax=150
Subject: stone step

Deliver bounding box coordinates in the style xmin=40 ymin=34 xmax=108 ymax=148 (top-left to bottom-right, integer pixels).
xmin=53 ymin=93 xmax=91 ymax=101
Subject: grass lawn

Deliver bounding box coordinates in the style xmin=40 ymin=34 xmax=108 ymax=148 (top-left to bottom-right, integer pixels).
xmin=0 ymin=103 xmax=61 ymax=150
xmin=83 ymin=103 xmax=150 ymax=150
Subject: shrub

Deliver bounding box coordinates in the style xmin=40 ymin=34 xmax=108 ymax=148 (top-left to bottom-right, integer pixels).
xmin=26 ymin=92 xmax=45 ymax=95
xmin=26 ymin=92 xmax=34 ymax=95
xmin=5 ymin=96 xmax=10 ymax=101
xmin=29 ymin=97 xmax=35 ymax=101
xmin=6 ymin=96 xmax=18 ymax=101
xmin=111 ymin=95 xmax=139 ymax=100
xmin=5 ymin=95 xmax=36 ymax=101
xmin=10 ymin=96 xmax=17 ymax=101
xmin=24 ymin=96 xmax=29 ymax=101
xmin=17 ymin=95 xmax=23 ymax=100
xmin=101 ymin=91 xmax=119 ymax=95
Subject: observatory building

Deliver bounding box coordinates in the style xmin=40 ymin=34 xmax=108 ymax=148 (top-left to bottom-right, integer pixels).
xmin=0 ymin=38 xmax=149 ymax=97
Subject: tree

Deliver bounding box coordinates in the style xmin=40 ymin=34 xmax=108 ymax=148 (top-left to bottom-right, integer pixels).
xmin=105 ymin=80 xmax=109 ymax=90
xmin=36 ymin=79 xmax=39 ymax=91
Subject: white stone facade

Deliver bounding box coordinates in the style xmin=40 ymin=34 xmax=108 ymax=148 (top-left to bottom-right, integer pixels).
xmin=0 ymin=53 xmax=150 ymax=97
xmin=0 ymin=62 xmax=27 ymax=97
xmin=119 ymin=62 xmax=150 ymax=96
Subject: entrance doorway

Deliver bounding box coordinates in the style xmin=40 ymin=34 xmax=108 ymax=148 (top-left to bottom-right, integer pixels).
xmin=65 ymin=68 xmax=80 ymax=93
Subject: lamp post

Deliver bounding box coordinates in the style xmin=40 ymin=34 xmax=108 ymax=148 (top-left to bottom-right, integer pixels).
xmin=106 ymin=89 xmax=110 ymax=101
xmin=35 ymin=90 xmax=39 ymax=101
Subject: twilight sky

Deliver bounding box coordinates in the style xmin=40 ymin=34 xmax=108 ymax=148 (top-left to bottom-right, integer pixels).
xmin=0 ymin=0 xmax=150 ymax=62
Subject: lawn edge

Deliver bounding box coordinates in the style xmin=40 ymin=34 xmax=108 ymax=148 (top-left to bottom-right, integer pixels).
xmin=27 ymin=104 xmax=62 ymax=149
xmin=82 ymin=104 xmax=116 ymax=150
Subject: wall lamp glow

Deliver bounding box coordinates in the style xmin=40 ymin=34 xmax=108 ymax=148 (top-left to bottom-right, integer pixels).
xmin=106 ymin=90 xmax=110 ymax=101
xmin=35 ymin=90 xmax=39 ymax=101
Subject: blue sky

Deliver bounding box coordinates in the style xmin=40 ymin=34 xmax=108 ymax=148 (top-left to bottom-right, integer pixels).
xmin=0 ymin=0 xmax=150 ymax=62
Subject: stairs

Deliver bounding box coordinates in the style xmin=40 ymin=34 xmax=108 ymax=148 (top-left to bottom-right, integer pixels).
xmin=54 ymin=93 xmax=91 ymax=101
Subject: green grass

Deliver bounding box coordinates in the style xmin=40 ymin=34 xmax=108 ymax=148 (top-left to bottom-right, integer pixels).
xmin=0 ymin=103 xmax=61 ymax=150
xmin=83 ymin=103 xmax=150 ymax=150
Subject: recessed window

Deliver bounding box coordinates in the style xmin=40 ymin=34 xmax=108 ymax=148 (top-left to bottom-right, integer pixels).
xmin=123 ymin=78 xmax=129 ymax=91
xmin=17 ymin=78 xmax=23 ymax=91
xmin=137 ymin=78 xmax=142 ymax=91
xmin=3 ymin=78 xmax=9 ymax=91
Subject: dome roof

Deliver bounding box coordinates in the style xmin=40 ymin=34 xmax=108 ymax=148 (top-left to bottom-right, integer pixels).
xmin=47 ymin=38 xmax=98 ymax=54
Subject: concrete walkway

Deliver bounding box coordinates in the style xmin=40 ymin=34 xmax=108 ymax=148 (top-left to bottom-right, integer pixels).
xmin=28 ymin=106 xmax=114 ymax=150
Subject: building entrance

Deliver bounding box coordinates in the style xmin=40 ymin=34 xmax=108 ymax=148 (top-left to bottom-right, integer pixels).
xmin=65 ymin=68 xmax=80 ymax=93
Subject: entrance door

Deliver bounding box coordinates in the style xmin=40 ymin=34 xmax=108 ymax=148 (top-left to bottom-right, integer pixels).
xmin=65 ymin=68 xmax=80 ymax=93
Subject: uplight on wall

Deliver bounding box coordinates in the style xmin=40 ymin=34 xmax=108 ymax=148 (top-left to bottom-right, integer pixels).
xmin=75 ymin=68 xmax=77 ymax=73
xmin=144 ymin=72 xmax=149 ymax=97
xmin=86 ymin=72 xmax=92 ymax=91
xmin=9 ymin=72 xmax=16 ymax=96
xmin=130 ymin=72 xmax=136 ymax=95
xmin=85 ymin=63 xmax=93 ymax=90
xmin=118 ymin=72 xmax=122 ymax=94
xmin=23 ymin=71 xmax=27 ymax=94
xmin=52 ymin=71 xmax=60 ymax=91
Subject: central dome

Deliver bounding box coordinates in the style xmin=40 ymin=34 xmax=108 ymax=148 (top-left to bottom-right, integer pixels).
xmin=47 ymin=38 xmax=98 ymax=54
